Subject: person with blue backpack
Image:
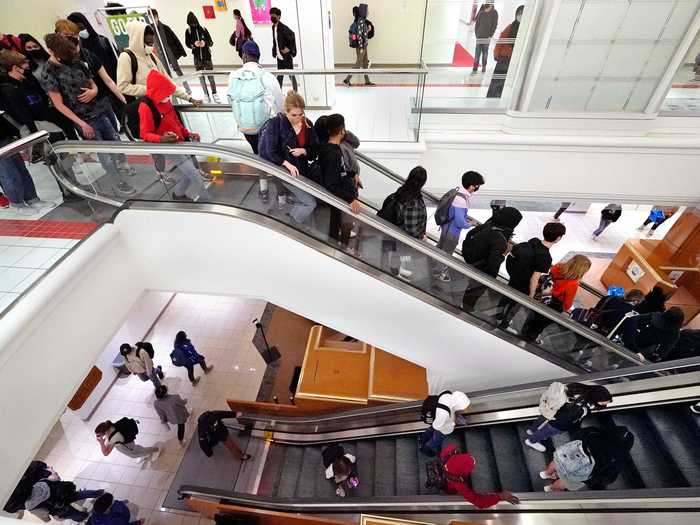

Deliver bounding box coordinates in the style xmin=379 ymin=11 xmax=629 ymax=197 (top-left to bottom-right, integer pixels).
xmin=432 ymin=171 xmax=484 ymax=283
xmin=637 ymin=206 xmax=678 ymax=237
xmin=227 ymin=40 xmax=283 ymax=155
xmin=170 ymin=330 xmax=213 ymax=385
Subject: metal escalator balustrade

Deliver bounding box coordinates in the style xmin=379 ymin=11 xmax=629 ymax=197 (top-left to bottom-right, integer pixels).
xmin=44 ymin=135 xmax=642 ymax=373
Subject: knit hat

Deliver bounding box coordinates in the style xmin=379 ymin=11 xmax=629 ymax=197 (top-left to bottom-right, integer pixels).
xmin=242 ymin=40 xmax=260 ymax=58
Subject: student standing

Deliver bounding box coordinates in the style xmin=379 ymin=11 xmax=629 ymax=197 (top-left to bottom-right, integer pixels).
xmin=269 ymin=7 xmax=298 ymax=91
xmin=419 ymin=391 xmax=470 ymax=456
xmin=343 ymin=4 xmax=374 ymax=86
xmin=473 ymin=0 xmax=499 ymax=74
xmin=119 ymin=342 xmax=164 ymax=388
xmin=487 ymin=5 xmax=524 ymax=98
xmin=197 ymin=411 xmax=252 ymax=460
xmin=230 ymin=9 xmax=253 ymax=59
xmin=153 ymin=385 xmax=190 ymax=443
xmin=394 ymin=166 xmax=428 ymax=281
xmin=185 ymin=12 xmax=219 ymax=103
xmin=592 ymin=204 xmax=622 ymax=240
xmin=151 ymin=9 xmax=191 ymax=95
xmin=170 ymin=330 xmax=213 ymax=385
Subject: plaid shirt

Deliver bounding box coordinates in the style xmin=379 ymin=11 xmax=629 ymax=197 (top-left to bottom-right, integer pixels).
xmin=399 ymin=198 xmax=427 ymax=238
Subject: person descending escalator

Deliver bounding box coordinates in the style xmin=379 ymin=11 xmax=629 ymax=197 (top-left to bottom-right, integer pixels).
xmin=418 ymin=391 xmax=470 ymax=457
xmin=621 ymin=307 xmax=685 ymax=363
xmin=428 ymin=444 xmax=520 ymax=508
xmin=524 ymin=382 xmax=613 ymax=453
xmin=540 ymin=426 xmax=634 ymax=492
xmin=322 ymin=444 xmax=359 ymax=498
xmin=197 ymin=410 xmax=252 ymax=461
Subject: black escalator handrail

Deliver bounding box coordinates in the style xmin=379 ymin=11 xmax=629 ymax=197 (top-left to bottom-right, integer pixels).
xmin=49 ymin=139 xmax=641 ymax=366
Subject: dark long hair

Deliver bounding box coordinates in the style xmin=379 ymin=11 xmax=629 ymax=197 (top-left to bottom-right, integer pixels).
xmin=567 ymin=383 xmax=612 ymax=408
xmin=397 ymin=166 xmax=427 ymax=203
xmin=234 ymin=9 xmax=252 ymax=38
xmin=174 ymin=331 xmax=189 ymax=347
xmin=511 ymin=5 xmax=525 ymax=39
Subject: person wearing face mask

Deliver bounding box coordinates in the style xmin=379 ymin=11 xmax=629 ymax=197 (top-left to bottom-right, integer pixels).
xmin=269 ymin=7 xmax=298 ymax=91
xmin=41 ymin=33 xmax=135 ymax=195
xmin=55 ymin=19 xmax=126 ymax=131
xmin=185 ymin=12 xmax=219 ymax=104
xmin=487 ymin=5 xmax=524 ymax=98
xmin=67 ymin=13 xmax=118 ymax=81
xmin=0 ymin=50 xmax=78 ymax=140
xmin=18 ymin=34 xmax=50 ymax=82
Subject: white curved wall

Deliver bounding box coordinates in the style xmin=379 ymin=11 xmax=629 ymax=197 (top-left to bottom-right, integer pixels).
xmin=0 ymin=209 xmax=568 ymax=507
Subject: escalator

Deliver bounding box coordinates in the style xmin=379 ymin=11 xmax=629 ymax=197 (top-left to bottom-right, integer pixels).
xmin=41 ymin=133 xmax=642 ymax=376
xmin=175 ymin=365 xmax=700 ymax=518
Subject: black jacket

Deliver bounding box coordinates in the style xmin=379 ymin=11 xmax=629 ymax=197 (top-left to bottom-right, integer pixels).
xmin=622 ymin=312 xmax=681 ymax=361
xmin=258 ymin=113 xmax=319 ymax=176
xmin=157 ymin=21 xmax=187 ymax=60
xmin=549 ymin=402 xmax=589 ymax=431
xmin=601 ymin=206 xmax=622 ymax=222
xmin=318 ymin=143 xmax=357 ymax=204
xmin=272 ymin=21 xmax=297 ymax=58
xmin=593 ymin=295 xmax=634 ymax=335
xmin=576 ymin=426 xmax=633 ymax=489
xmin=185 ymin=13 xmax=214 ymax=63
xmin=462 ymin=207 xmax=522 ymax=277
xmin=669 ymin=329 xmax=700 ymax=360
xmin=0 ymin=74 xmax=50 ymax=133
xmin=67 ymin=12 xmax=118 ymax=79
xmin=0 ymin=108 xmax=21 ymax=144
xmin=197 ymin=410 xmax=235 ymax=457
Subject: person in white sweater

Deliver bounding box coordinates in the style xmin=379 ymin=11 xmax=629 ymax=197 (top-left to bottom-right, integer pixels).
xmin=119 ymin=342 xmax=163 ymax=387
xmin=419 ymin=391 xmax=471 ymax=456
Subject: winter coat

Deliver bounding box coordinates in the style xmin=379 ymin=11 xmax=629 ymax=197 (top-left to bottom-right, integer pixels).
xmin=155 ymin=21 xmax=187 ymax=61
xmin=154 ymin=394 xmax=189 ymax=425
xmin=197 ymin=411 xmax=236 ymax=457
xmin=577 ymin=426 xmax=634 ymax=490
xmin=258 ymin=113 xmax=319 ymax=176
xmin=140 ymin=70 xmax=191 ymax=143
xmin=592 ymin=295 xmax=635 ymax=335
xmin=318 ymin=143 xmax=357 ymax=204
xmin=67 ymin=12 xmax=118 ymax=79
xmin=549 ymin=402 xmax=589 ymax=431
xmin=172 ymin=339 xmax=205 ymax=366
xmin=439 ymin=445 xmax=504 ymax=508
xmin=0 ymin=74 xmax=51 ymax=133
xmin=87 ymin=499 xmax=132 ymax=525
xmin=185 ymin=12 xmax=214 ymax=63
xmin=463 ymin=207 xmax=522 ymax=277
xmin=117 ymin=21 xmax=190 ymax=100
xmin=431 ymin=391 xmax=470 ymax=435
xmin=475 ymin=8 xmax=499 ymax=39
xmin=493 ymin=21 xmax=520 ymax=61
xmin=622 ymin=312 xmax=682 ymax=361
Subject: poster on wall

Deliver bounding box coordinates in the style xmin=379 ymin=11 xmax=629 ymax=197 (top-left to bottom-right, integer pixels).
xmin=106 ymin=13 xmax=150 ymax=49
xmin=215 ymin=0 xmax=228 ymax=11
xmin=203 ymin=5 xmax=216 ymax=19
xmin=249 ymin=0 xmax=272 ymax=24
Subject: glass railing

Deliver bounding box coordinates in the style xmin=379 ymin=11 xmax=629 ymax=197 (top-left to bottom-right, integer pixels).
xmin=173 ymin=67 xmax=428 ymax=143
xmin=45 ymin=137 xmax=644 ymax=373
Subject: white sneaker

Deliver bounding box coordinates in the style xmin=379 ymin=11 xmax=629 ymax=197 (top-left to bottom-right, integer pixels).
xmin=526 ymin=439 xmax=547 ymax=453
xmin=212 ymin=93 xmax=221 ymax=104
xmin=544 ymin=484 xmax=554 ymax=492
xmin=11 ymin=204 xmax=38 ymax=216
xmin=637 ymin=225 xmax=645 ymax=231
xmin=398 ymin=267 xmax=413 ymax=281
xmin=27 ymin=199 xmax=55 ymax=209
xmin=539 ymin=469 xmax=557 ymax=480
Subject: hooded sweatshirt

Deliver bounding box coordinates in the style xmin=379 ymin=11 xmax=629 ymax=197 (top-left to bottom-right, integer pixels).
xmin=464 ymin=206 xmax=522 ymax=277
xmin=88 ymin=499 xmax=131 ymax=525
xmin=439 ymin=445 xmax=503 ymax=508
xmin=117 ymin=21 xmax=190 ymax=100
xmin=432 ymin=391 xmax=470 ymax=434
xmin=67 ymin=12 xmax=118 ymax=79
xmin=185 ymin=12 xmax=213 ymax=63
xmin=140 ymin=69 xmax=191 ymax=143
xmin=622 ymin=311 xmax=683 ymax=361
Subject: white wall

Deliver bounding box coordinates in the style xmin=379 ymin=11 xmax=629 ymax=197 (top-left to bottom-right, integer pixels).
xmin=0 ymin=0 xmax=105 ymax=42
xmin=77 ymin=290 xmax=173 ymax=420
xmin=331 ymin=0 xmax=426 ymax=65
xmin=0 ymin=208 xmax=568 ymax=507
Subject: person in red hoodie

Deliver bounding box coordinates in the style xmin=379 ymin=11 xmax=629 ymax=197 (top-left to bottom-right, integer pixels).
xmin=439 ymin=444 xmax=519 ymax=508
xmin=139 ymin=69 xmax=210 ymax=202
xmin=521 ymin=255 xmax=592 ymax=343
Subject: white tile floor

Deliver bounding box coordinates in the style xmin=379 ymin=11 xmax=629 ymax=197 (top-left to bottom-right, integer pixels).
xmin=0 ymin=162 xmax=64 ymax=221
xmin=28 ymin=293 xmax=268 ymax=525
xmin=0 ymin=236 xmax=79 ymax=312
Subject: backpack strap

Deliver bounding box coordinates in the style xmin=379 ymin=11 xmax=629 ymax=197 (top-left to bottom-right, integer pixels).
xmin=142 ymin=97 xmax=161 ymax=129
xmin=125 ymin=49 xmax=138 ymax=85
xmin=435 ymin=402 xmax=451 ymax=416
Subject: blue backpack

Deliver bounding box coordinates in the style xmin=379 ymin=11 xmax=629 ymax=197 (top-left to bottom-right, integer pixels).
xmin=227 ymin=67 xmax=269 ymax=134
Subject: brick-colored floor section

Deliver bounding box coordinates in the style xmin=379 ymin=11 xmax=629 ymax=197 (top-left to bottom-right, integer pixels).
xmin=0 ymin=220 xmax=99 ymax=239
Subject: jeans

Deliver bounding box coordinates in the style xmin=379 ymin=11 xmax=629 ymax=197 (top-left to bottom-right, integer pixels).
xmin=344 ymin=47 xmax=371 ymax=84
xmin=0 ymin=154 xmax=38 ymax=204
xmin=170 ymin=155 xmax=210 ymax=200
xmin=528 ymin=416 xmax=562 ymax=444
xmin=115 ymin=441 xmax=159 ymax=459
xmin=593 ymin=218 xmax=612 ymax=237
xmin=243 ymin=133 xmax=259 ymax=154
xmin=554 ymin=202 xmax=572 ymax=219
xmin=434 ymin=227 xmax=461 ymax=275
xmin=276 ymin=54 xmax=298 ymax=91
xmin=473 ymin=42 xmax=490 ymax=68
xmin=287 ymin=183 xmax=317 ymax=224
xmin=419 ymin=427 xmax=445 ymax=457
xmin=185 ymin=357 xmax=208 ymax=382
xmin=643 ymin=216 xmax=667 ymax=231
xmin=84 ymin=114 xmax=127 ymax=180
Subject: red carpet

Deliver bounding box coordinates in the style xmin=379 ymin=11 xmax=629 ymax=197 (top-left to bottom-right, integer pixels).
xmin=452 ymin=42 xmax=475 ymax=67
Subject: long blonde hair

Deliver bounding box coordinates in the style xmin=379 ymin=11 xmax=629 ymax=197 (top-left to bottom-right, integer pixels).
xmin=556 ymin=255 xmax=591 ymax=280
xmin=284 ymin=91 xmax=306 ymax=113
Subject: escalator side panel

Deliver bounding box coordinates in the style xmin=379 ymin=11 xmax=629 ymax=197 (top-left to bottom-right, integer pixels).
xmin=515 ymin=422 xmax=549 ymax=491
xmin=462 ymin=427 xmax=501 ymax=493
xmin=374 ymin=438 xmax=397 ymax=497
xmin=611 ymin=412 xmax=688 ymax=489
xmin=646 ymin=408 xmax=700 ymax=486
xmin=295 ymin=446 xmax=323 ymax=498
xmin=257 ymin=443 xmax=286 ymax=496
xmin=489 ymin=425 xmax=533 ymax=492
xmin=395 ymin=436 xmax=419 ymax=496
xmin=354 ymin=439 xmax=377 ymax=498
xmin=276 ymin=445 xmax=304 ymax=498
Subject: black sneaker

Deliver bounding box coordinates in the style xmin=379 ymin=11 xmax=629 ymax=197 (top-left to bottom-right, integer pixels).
xmin=364 ymin=81 xmax=376 ymax=86
xmin=343 ymin=78 xmax=352 ymax=86
xmin=171 ymin=193 xmax=194 ymax=202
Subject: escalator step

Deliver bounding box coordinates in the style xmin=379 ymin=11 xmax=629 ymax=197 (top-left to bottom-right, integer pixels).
xmin=395 ymin=436 xmax=419 ymax=495
xmin=462 ymin=427 xmax=500 ymax=493
xmin=257 ymin=443 xmax=286 ymax=497
xmin=374 ymin=438 xmax=397 ymax=497
xmin=417 ymin=436 xmax=437 ymax=495
xmin=646 ymin=407 xmax=700 ymax=486
xmin=355 ymin=439 xmax=376 ymax=498
xmin=611 ymin=411 xmax=687 ymax=488
xmin=276 ymin=445 xmax=304 ymax=498
xmin=489 ymin=425 xmax=532 ymax=492
xmin=514 ymin=422 xmax=549 ymax=492
xmin=295 ymin=446 xmax=322 ymax=498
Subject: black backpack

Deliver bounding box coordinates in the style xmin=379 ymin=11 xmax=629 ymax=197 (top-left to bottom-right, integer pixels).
xmin=506 ymin=240 xmax=535 ymax=281
xmin=136 ymin=341 xmax=155 ymax=359
xmin=4 ymin=461 xmax=53 ymax=513
xmin=377 ymin=191 xmax=403 ymax=226
xmin=111 ymin=417 xmax=139 ymax=444
xmin=306 ymin=160 xmax=323 ymax=185
xmin=434 ymin=188 xmax=460 ymax=226
xmin=43 ymin=480 xmax=77 ymax=512
xmin=123 ymin=97 xmax=161 ymax=141
xmin=420 ymin=390 xmax=451 ymax=424
xmin=425 ymin=447 xmax=464 ymax=490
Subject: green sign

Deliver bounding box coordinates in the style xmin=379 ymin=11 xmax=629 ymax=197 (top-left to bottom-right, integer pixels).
xmin=106 ymin=13 xmax=151 ymax=50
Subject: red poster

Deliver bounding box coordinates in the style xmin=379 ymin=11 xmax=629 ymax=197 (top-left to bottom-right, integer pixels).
xmin=203 ymin=5 xmax=216 ymax=19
